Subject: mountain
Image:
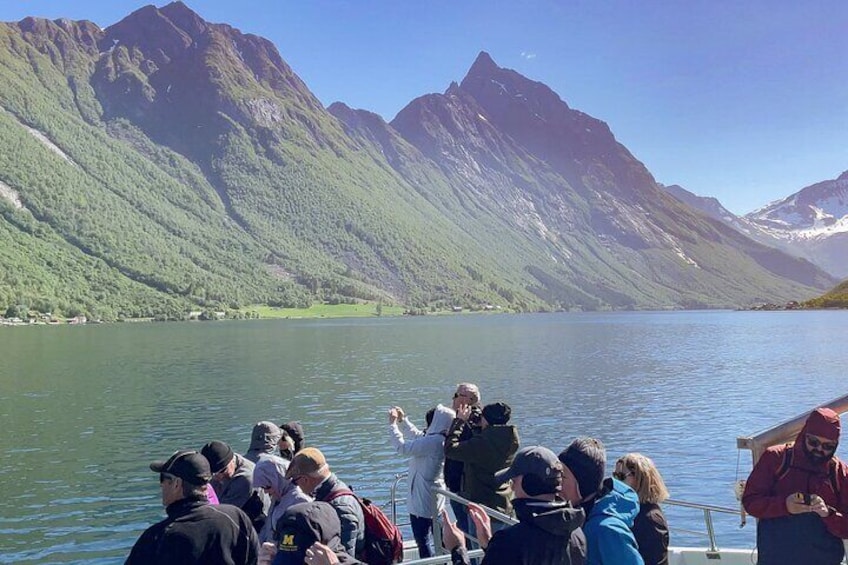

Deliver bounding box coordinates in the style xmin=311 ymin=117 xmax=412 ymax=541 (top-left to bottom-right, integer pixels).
xmin=746 ymin=172 xmax=848 ymax=278
xmin=805 ymin=277 xmax=848 ymax=309
xmin=663 ymin=173 xmax=848 ymax=278
xmin=383 ymin=52 xmax=834 ymax=306
xmin=0 ymin=4 xmax=836 ymax=319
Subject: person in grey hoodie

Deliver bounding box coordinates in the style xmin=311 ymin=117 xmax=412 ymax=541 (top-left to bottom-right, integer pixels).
xmin=245 ymin=421 xmax=284 ymax=464
xmin=388 ymin=403 xmax=456 ymax=558
xmin=253 ymin=456 xmax=312 ymax=544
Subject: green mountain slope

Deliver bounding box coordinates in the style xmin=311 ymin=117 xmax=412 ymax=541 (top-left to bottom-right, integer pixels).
xmin=805 ymin=279 xmax=848 ymax=308
xmin=0 ymin=4 xmax=836 ymax=319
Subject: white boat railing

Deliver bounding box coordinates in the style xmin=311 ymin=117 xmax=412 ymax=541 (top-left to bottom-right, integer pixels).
xmin=388 ymin=472 xmax=747 ymax=563
xmin=663 ymin=498 xmax=742 ymax=554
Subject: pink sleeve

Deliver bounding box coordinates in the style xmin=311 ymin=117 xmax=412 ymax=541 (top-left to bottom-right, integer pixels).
xmin=206 ymin=483 xmax=220 ymax=505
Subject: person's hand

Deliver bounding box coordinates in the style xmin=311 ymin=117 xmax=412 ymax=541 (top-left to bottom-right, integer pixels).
xmin=396 ymin=406 xmax=405 ymax=421
xmin=810 ymin=494 xmax=831 ymax=518
xmin=456 ymin=404 xmax=472 ymax=422
xmin=786 ymin=492 xmax=812 ymax=515
xmin=305 ymin=542 xmax=340 ymax=564
xmin=440 ymin=509 xmax=465 ymax=552
xmin=258 ymin=542 xmax=277 ymax=565
xmin=388 ymin=407 xmax=399 ymax=424
xmin=468 ymin=502 xmax=493 ymax=549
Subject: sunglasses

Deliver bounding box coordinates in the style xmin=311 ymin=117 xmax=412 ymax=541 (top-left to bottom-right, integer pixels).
xmin=613 ymin=470 xmax=634 ymax=481
xmin=159 ymin=473 xmax=176 ymax=484
xmin=806 ymin=435 xmax=837 ymax=451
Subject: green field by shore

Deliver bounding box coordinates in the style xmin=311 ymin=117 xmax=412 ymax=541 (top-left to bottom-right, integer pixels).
xmin=249 ymin=303 xmax=406 ymax=319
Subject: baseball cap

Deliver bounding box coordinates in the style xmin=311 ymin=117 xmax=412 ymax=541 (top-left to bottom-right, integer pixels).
xmin=495 ymin=446 xmax=560 ymax=483
xmin=150 ymin=450 xmax=212 ymax=485
xmin=285 ymin=447 xmax=328 ymax=480
xmin=273 ymin=501 xmax=343 ymax=565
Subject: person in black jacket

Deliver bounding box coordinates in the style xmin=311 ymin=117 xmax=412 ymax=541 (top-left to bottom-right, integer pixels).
xmin=125 ymin=449 xmax=259 ymax=565
xmin=444 ymin=383 xmax=483 ymax=535
xmin=614 ymin=453 xmax=670 ymax=565
xmin=443 ymin=446 xmax=587 ymax=565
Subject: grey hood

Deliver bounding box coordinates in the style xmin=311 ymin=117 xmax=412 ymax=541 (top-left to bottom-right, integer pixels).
xmin=252 ymin=456 xmax=292 ymax=499
xmin=245 ymin=421 xmax=282 ymax=462
xmin=426 ymin=403 xmax=455 ymax=436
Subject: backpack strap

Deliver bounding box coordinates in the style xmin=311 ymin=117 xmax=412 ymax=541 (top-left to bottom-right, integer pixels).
xmin=828 ymin=461 xmax=841 ymax=497
xmin=775 ymin=446 xmax=793 ymax=481
xmin=322 ymin=488 xmax=359 ymax=505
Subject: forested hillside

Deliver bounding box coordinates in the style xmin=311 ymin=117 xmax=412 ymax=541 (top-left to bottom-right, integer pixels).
xmin=0 ymin=3 xmax=835 ymax=320
xmin=805 ymin=279 xmax=848 ymax=309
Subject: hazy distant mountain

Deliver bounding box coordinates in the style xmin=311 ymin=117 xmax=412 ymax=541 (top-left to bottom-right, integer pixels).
xmin=663 ymin=174 xmax=848 ymax=278
xmin=0 ymin=3 xmax=835 ymax=318
xmin=662 ymin=184 xmax=736 ymax=224
xmin=746 ymin=172 xmax=848 ymax=278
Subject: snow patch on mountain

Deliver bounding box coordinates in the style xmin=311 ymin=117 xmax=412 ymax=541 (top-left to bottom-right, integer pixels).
xmin=747 ymin=177 xmax=848 ymax=240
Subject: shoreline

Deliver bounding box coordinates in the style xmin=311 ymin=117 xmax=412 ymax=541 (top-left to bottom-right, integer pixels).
xmin=5 ymin=303 xmax=845 ymax=327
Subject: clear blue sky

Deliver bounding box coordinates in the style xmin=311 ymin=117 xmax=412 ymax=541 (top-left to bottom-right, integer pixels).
xmin=2 ymin=1 xmax=846 ymax=214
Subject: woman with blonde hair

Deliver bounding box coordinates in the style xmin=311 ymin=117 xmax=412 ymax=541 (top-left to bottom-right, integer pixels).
xmin=614 ymin=453 xmax=670 ymax=565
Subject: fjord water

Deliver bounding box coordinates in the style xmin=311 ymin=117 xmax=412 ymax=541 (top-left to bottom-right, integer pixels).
xmin=1 ymin=311 xmax=847 ymax=563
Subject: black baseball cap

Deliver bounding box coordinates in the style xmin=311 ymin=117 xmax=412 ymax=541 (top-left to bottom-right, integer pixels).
xmin=495 ymin=446 xmax=560 ymax=483
xmin=150 ymin=450 xmax=212 ymax=485
xmin=273 ymin=501 xmax=343 ymax=565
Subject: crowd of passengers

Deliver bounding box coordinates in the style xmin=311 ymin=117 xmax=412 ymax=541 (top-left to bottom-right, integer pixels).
xmin=126 ymin=382 xmax=671 ymax=565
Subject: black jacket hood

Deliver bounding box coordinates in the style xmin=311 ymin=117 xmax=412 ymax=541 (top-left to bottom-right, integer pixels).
xmin=513 ymin=497 xmax=585 ymax=537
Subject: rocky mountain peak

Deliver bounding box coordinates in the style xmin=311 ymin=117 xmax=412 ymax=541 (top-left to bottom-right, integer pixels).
xmin=455 ymin=52 xmax=656 ymax=201
xmin=103 ymin=4 xmax=193 ymax=63
xmin=466 ymin=50 xmax=498 ymax=77
xmin=460 ymin=52 xmax=569 ymax=112
xmin=158 ymin=1 xmax=208 ymax=37
xmin=13 ymin=16 xmax=103 ymax=60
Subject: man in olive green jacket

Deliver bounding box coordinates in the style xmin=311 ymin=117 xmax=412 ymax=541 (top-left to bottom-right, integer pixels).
xmin=444 ymin=402 xmax=520 ymax=516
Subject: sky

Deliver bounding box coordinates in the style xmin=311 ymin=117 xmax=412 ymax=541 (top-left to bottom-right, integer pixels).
xmin=1 ymin=1 xmax=846 ymax=215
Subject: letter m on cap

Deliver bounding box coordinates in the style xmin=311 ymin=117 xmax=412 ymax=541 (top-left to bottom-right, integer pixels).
xmin=282 ymin=534 xmax=295 ymax=546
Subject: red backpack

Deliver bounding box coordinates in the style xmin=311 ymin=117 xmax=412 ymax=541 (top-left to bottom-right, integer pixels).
xmin=324 ymin=489 xmax=403 ymax=564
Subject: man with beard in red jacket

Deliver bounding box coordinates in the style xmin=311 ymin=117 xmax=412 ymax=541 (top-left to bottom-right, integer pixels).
xmin=743 ymin=408 xmax=848 ymax=565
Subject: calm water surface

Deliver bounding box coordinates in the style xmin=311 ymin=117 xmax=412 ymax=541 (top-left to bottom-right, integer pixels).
xmin=1 ymin=310 xmax=847 ymax=563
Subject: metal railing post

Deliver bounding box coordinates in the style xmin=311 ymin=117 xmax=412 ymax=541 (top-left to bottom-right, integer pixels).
xmin=703 ymin=508 xmax=718 ymax=553
xmin=390 ymin=473 xmax=404 ymax=525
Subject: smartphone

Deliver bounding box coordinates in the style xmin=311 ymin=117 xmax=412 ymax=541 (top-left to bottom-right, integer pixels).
xmin=794 ymin=492 xmax=812 ymax=505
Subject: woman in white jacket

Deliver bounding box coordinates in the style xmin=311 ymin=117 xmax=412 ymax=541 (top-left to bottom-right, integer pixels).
xmin=388 ymin=403 xmax=455 ymax=558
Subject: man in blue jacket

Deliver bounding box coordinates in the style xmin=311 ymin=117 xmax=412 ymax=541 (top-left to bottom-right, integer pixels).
xmin=559 ymin=438 xmax=644 ymax=565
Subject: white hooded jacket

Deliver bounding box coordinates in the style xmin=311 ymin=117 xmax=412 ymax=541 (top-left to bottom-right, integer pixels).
xmin=388 ymin=404 xmax=455 ymax=518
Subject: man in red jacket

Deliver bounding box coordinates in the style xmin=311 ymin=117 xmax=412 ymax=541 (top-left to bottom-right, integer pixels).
xmin=743 ymin=408 xmax=848 ymax=565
